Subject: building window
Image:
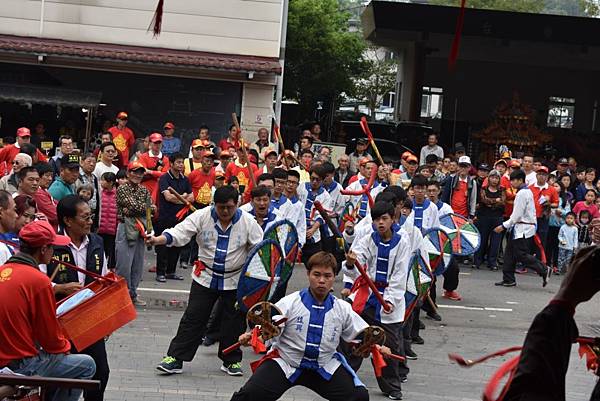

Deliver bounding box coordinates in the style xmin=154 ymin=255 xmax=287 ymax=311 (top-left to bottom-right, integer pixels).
xmin=421 ymin=86 xmax=443 ymax=119
xmin=547 ymin=97 xmax=575 ymax=129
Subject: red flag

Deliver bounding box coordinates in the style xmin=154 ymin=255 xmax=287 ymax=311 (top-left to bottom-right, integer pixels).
xmin=250 ymin=326 xmax=267 ymax=354
xmin=371 ymin=345 xmax=387 ymax=377
xmin=448 ymin=0 xmax=467 ymax=71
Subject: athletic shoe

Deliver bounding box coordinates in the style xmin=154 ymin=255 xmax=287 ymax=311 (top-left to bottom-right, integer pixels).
xmin=471 ymin=264 xmax=480 ymax=269
xmin=552 ymin=266 xmax=559 ymax=275
xmin=203 ymin=337 xmax=217 ymax=346
xmin=166 ymin=274 xmax=184 ymax=280
xmin=494 ymin=280 xmax=516 ymax=287
xmin=400 ymin=375 xmax=408 ymax=383
xmin=387 ymin=391 xmax=403 ymax=400
xmin=180 ymin=262 xmax=191 ymax=270
xmin=221 ymin=362 xmax=243 ymax=376
xmin=156 ymin=356 xmax=183 ymax=374
xmin=405 ymin=348 xmax=418 ymax=360
xmin=133 ymin=298 xmax=147 ymax=306
xmin=426 ymin=311 xmax=442 ymax=321
xmin=442 ymin=290 xmax=462 ymax=301
xmin=411 ymin=336 xmax=424 ymax=345
xmin=418 ymin=320 xmax=426 ymax=330
xmin=155 ymin=275 xmax=167 ymax=283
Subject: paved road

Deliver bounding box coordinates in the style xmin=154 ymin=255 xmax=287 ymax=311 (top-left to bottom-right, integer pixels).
xmin=104 ymin=252 xmax=599 ymax=400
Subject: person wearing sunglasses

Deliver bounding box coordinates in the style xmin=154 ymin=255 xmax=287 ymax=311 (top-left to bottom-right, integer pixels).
xmin=0 ymin=153 xmax=32 ymax=195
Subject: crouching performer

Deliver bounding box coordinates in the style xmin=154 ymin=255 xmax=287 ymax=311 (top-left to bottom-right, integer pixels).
xmin=230 ymin=251 xmax=371 ymax=401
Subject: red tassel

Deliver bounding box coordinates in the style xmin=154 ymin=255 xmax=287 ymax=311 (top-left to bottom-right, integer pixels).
xmin=448 ymin=0 xmax=467 ymax=71
xmin=148 ymin=0 xmax=165 ymax=38
xmin=176 ymin=205 xmax=190 ymax=221
xmin=371 ymin=345 xmax=387 ymax=377
xmin=250 ymin=326 xmax=267 ymax=354
xmin=533 ymin=234 xmax=547 ymax=265
xmin=579 ymin=343 xmax=599 ymax=372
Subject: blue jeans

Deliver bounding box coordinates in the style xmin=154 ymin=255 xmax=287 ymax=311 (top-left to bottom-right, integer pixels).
xmin=474 ymin=215 xmax=503 ymax=268
xmin=12 ymin=350 xmax=96 ymax=401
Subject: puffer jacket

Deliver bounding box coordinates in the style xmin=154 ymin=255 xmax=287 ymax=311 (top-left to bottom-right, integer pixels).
xmin=98 ymin=188 xmax=117 ymax=235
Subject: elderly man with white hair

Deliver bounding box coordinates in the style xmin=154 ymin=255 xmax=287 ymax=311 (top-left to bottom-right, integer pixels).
xmin=0 ymin=153 xmax=32 ymax=194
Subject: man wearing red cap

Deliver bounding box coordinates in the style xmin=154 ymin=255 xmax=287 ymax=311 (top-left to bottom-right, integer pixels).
xmin=184 ymin=139 xmax=209 ymax=177
xmin=0 ymin=220 xmax=96 ymax=401
xmin=162 ymin=122 xmax=181 ymax=157
xmin=138 ymin=133 xmax=170 ymax=204
xmin=0 ymin=127 xmax=47 ymax=176
xmin=108 ymin=112 xmax=135 ymax=167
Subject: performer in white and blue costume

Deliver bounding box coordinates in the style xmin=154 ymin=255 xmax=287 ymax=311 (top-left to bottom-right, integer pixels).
xmin=240 ymin=185 xmax=284 ymax=232
xmin=231 ymin=251 xmax=369 ymax=401
xmin=341 ymin=201 xmax=411 ymax=400
xmin=405 ymin=174 xmax=440 ymax=233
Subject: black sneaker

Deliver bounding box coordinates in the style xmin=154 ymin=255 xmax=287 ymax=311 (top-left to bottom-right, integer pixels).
xmin=411 ymin=335 xmax=424 ymax=345
xmin=388 ymin=391 xmax=403 ymax=400
xmin=220 ymin=362 xmax=243 ymax=376
xmin=405 ymin=348 xmax=418 ymax=360
xmin=166 ymin=273 xmax=184 ymax=280
xmin=203 ymin=337 xmax=217 ymax=347
xmin=426 ymin=311 xmax=442 ymax=321
xmin=542 ymin=267 xmax=550 ymax=287
xmin=156 ymin=356 xmax=183 ymax=374
xmin=400 ymin=375 xmax=408 ymax=383
xmin=418 ymin=320 xmax=425 ymax=330
xmin=155 ymin=275 xmax=167 ymax=283
xmin=495 ymin=280 xmax=516 ymax=287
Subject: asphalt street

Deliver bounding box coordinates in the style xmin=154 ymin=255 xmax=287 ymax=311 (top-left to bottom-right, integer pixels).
xmin=103 ymin=251 xmax=600 ymax=401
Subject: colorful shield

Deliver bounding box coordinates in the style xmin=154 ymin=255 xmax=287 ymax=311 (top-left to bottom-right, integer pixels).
xmin=439 ymin=213 xmax=481 ymax=256
xmin=263 ymin=219 xmax=299 ymax=286
xmin=421 ymin=228 xmax=453 ymax=276
xmin=339 ymin=201 xmax=356 ymax=231
xmin=237 ymin=239 xmax=283 ymax=313
xmin=404 ymin=250 xmax=433 ymax=321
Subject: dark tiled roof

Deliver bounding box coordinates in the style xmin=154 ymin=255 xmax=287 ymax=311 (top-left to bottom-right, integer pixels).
xmin=0 ymin=34 xmax=281 ymax=74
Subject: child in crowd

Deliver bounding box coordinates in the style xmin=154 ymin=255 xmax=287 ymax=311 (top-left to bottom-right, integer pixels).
xmin=578 ymin=210 xmax=592 ymax=249
xmin=228 ymin=176 xmax=241 ymax=205
xmin=557 ymin=212 xmax=578 ymax=274
xmin=116 ymin=168 xmax=128 ymax=187
xmin=76 ymin=184 xmax=93 ymax=203
xmin=98 ymin=172 xmax=118 ymax=271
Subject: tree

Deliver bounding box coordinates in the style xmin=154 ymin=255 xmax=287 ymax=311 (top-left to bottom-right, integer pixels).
xmin=430 ymin=0 xmax=600 ymax=17
xmin=350 ymin=48 xmax=397 ymax=117
xmin=284 ymin=0 xmax=367 ymax=119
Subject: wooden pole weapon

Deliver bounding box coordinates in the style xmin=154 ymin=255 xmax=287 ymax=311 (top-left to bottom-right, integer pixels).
xmin=232 ymin=112 xmax=257 ymax=187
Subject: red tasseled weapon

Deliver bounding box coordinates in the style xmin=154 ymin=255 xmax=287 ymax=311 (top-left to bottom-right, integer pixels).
xmin=449 ymin=0 xmax=467 ymax=70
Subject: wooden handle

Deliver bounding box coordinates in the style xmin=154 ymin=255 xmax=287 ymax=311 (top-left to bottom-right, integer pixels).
xmin=168 ymin=187 xmax=197 ymax=211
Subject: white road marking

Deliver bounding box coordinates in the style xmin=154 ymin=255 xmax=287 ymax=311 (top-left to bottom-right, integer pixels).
xmin=458 ymin=272 xmax=471 ymax=276
xmin=506 ymin=301 xmax=519 ymax=305
xmin=438 ymin=304 xmax=513 ymax=312
xmin=137 ymin=287 xmax=190 ymax=294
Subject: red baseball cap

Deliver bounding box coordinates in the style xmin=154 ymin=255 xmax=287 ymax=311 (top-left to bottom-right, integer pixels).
xmin=537 ymin=165 xmax=549 ymax=174
xmin=406 ymin=154 xmax=418 ymax=164
xmin=128 ymin=161 xmax=146 ymax=172
xmin=202 ymin=149 xmax=216 ymax=158
xmin=509 ymin=160 xmax=521 ymax=168
xmin=16 ymin=127 xmax=31 ymax=137
xmin=163 ymin=122 xmax=175 ymax=130
xmin=263 ymin=148 xmax=277 ymax=159
xmin=358 ymin=157 xmax=371 ymax=166
xmin=19 ymin=220 xmax=70 ymax=248
xmin=117 ymin=112 xmax=128 ymax=120
xmin=149 ymin=133 xmax=163 ymax=143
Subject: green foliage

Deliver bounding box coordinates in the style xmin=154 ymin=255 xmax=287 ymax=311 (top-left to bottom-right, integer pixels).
xmin=430 ymin=0 xmax=600 ymax=16
xmin=351 ymin=48 xmax=397 ymax=116
xmin=284 ymin=0 xmax=367 ymax=115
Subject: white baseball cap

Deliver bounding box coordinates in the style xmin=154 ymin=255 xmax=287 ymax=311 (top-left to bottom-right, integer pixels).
xmin=458 ymin=155 xmax=471 ymax=165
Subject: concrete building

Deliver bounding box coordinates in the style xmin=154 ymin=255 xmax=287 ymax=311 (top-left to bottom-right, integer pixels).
xmin=0 ymin=0 xmax=283 ymax=149
xmin=362 ymin=1 xmax=600 ymax=162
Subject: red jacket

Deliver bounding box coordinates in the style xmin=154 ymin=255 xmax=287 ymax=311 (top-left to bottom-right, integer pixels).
xmin=0 ymin=144 xmax=48 ymax=176
xmin=33 ymin=188 xmax=58 ymax=231
xmin=98 ymin=188 xmax=118 ymax=235
xmin=138 ymin=152 xmax=170 ymax=205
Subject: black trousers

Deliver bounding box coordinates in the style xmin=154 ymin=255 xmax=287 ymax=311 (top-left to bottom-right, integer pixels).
xmin=230 ymin=360 xmax=369 ymax=401
xmin=342 ymin=307 xmax=407 ymax=393
xmin=99 ymin=234 xmax=116 ymax=270
xmin=179 ymin=234 xmax=199 ymax=266
xmin=167 ymin=281 xmax=245 ymax=364
xmin=502 ymin=236 xmax=547 ymax=283
xmin=80 ymin=339 xmax=110 ymax=401
xmin=155 ymin=218 xmax=182 ymax=276
xmin=205 ymin=297 xmax=224 ymax=340
xmin=301 ymin=241 xmax=322 ymax=265
xmin=442 ymin=258 xmax=460 ymax=292
xmin=536 ymin=217 xmax=549 ymax=262
xmin=546 ymin=226 xmax=560 ymax=267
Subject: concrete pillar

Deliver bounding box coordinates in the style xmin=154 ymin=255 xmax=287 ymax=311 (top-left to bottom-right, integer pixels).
xmin=394 ymin=42 xmax=426 ymax=121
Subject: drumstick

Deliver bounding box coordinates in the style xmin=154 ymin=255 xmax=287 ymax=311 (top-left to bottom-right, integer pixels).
xmin=222 ymin=317 xmax=287 ymax=355
xmin=167 ymin=187 xmax=197 ymax=211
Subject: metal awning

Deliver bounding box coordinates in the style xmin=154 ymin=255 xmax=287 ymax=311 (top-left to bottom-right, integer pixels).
xmin=0 ymin=83 xmax=102 ymax=107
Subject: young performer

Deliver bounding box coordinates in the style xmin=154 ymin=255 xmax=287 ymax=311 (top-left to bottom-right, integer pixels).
xmin=231 ymin=252 xmax=370 ymax=401
xmin=321 ymin=162 xmax=345 ymax=256
xmin=345 ymin=159 xmax=381 ymax=220
xmin=283 ymin=169 xmax=307 ymax=248
xmin=150 ymin=186 xmax=263 ymax=376
xmin=240 ymin=185 xmax=283 ymax=232
xmin=344 ymin=202 xmax=412 ymax=400
xmin=297 ymin=165 xmax=332 ymax=264
xmin=405 ymin=174 xmax=439 ymax=232
xmin=271 ymin=168 xmax=291 ymax=211
xmin=494 ymin=169 xmax=550 ymax=287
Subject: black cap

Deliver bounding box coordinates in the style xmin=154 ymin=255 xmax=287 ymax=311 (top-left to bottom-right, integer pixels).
xmin=61 ymin=153 xmax=80 ymax=169
xmin=357 ymin=138 xmax=368 ymax=145
xmin=478 ymin=163 xmax=491 ymax=171
xmin=558 ymin=157 xmax=569 ymax=165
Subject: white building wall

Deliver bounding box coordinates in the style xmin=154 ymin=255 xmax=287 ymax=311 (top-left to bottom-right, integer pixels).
xmin=0 ymin=0 xmax=283 ymax=58
xmin=241 ymin=83 xmax=274 ymax=142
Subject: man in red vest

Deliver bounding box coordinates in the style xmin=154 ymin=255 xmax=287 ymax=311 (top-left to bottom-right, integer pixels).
xmin=138 ymin=133 xmax=170 ymax=205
